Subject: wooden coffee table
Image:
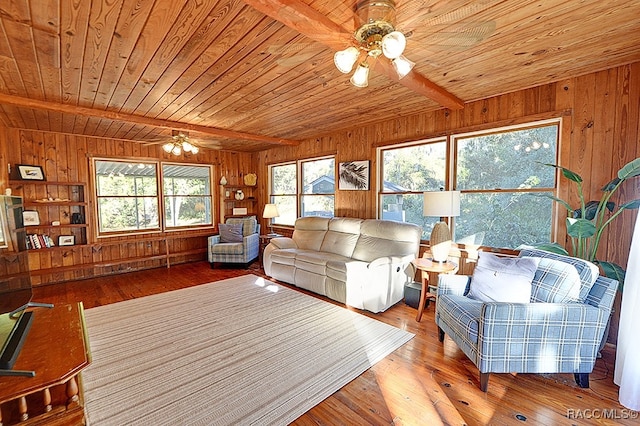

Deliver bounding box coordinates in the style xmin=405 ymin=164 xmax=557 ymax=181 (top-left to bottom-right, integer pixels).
xmin=411 ymin=258 xmax=457 ymax=322
xmin=0 ymin=303 xmax=90 ymax=424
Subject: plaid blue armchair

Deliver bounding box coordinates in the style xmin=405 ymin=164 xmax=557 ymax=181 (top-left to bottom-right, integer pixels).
xmin=208 ymin=216 xmax=260 ymax=268
xmin=435 ymin=249 xmax=617 ymax=392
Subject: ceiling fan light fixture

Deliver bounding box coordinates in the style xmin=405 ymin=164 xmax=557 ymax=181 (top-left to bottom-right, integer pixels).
xmin=171 ymin=145 xmax=182 ymax=156
xmin=162 ymin=142 xmax=174 ymax=153
xmin=392 ymin=55 xmax=415 ymax=79
xmin=190 ymin=145 xmax=199 ymax=154
xmin=334 ymin=46 xmax=360 ymax=73
xmin=381 ymin=31 xmax=406 ymax=59
xmin=350 ymin=62 xmax=370 ymax=87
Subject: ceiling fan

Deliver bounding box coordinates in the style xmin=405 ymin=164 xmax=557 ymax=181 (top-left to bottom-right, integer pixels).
xmin=243 ymin=0 xmax=465 ymax=110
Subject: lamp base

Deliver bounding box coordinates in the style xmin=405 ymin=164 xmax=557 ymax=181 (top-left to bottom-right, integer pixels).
xmin=430 ymin=221 xmax=452 ymax=263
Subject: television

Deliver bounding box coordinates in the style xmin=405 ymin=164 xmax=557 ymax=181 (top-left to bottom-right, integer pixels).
xmin=0 ymin=195 xmax=35 ymax=376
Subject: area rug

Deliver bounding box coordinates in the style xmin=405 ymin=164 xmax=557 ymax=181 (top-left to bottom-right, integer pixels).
xmin=82 ymin=274 xmax=414 ymax=425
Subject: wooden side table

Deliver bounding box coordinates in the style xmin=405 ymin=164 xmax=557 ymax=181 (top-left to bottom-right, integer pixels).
xmin=0 ymin=303 xmax=90 ymax=425
xmin=412 ymin=258 xmax=457 ymax=322
xmin=259 ymin=234 xmax=282 ymax=267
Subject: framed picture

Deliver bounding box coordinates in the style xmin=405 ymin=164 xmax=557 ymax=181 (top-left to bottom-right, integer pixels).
xmin=22 ymin=210 xmax=40 ymax=226
xmin=338 ymin=160 xmax=370 ymax=190
xmin=16 ymin=164 xmax=46 ymax=181
xmin=58 ymin=235 xmax=75 ymax=246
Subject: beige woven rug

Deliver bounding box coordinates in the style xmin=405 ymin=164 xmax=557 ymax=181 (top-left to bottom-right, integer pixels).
xmin=82 ymin=274 xmax=414 ymax=425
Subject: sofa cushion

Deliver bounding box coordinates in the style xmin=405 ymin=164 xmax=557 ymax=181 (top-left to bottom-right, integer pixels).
xmin=352 ymin=219 xmax=421 ymax=262
xmin=467 ymin=252 xmax=539 ymax=303
xmin=292 ymin=217 xmax=330 ymax=251
xmin=295 ymin=251 xmax=351 ymax=275
xmin=270 ymin=248 xmax=300 ymax=266
xmin=523 ymin=257 xmax=582 ymax=303
xmin=319 ymin=218 xmax=361 ymax=257
xmin=219 ymin=223 xmax=243 ymax=243
xmin=326 ymin=259 xmax=369 ymax=282
xmin=518 ymin=248 xmax=599 ymax=302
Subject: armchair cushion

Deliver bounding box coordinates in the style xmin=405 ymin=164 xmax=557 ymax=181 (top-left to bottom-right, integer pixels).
xmin=467 ymin=252 xmax=539 ymax=303
xmin=219 ymin=223 xmax=243 ymax=243
xmin=525 ymin=257 xmax=582 ymax=303
xmin=518 ymin=248 xmax=599 ymax=302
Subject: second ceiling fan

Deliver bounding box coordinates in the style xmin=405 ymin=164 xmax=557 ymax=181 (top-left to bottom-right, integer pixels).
xmin=242 ymin=0 xmax=464 ymax=110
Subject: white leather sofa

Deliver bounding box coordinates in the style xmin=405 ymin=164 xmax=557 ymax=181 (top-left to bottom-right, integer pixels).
xmin=263 ymin=217 xmax=422 ymax=313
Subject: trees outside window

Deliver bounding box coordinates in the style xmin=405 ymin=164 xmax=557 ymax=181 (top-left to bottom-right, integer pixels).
xmin=94 ymin=159 xmax=213 ymax=235
xmin=378 ymin=120 xmax=559 ymax=248
xmin=270 ymin=157 xmax=335 ymax=226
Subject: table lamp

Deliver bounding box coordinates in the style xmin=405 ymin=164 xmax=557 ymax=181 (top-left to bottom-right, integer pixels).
xmin=423 ymin=191 xmax=461 ymax=263
xmin=262 ymin=203 xmax=280 ymax=236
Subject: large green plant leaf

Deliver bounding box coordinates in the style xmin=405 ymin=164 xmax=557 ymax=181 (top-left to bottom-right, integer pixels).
xmin=542 ymin=163 xmax=583 ymax=183
xmin=537 ymin=193 xmax=573 ymax=212
xmin=618 ymin=157 xmax=640 ymax=180
xmin=619 ymin=199 xmax=640 ymax=210
xmin=598 ymin=261 xmax=626 ymax=291
xmin=573 ymin=200 xmax=615 ymax=219
xmin=527 ymin=242 xmax=569 ymax=255
xmin=566 ymin=218 xmax=596 ymax=238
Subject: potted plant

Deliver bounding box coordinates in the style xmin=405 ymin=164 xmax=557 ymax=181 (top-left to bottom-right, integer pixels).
xmin=535 ymin=157 xmax=640 ymax=290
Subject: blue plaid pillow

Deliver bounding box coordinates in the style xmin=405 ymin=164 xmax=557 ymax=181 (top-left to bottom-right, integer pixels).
xmin=523 ymin=257 xmax=581 ymax=303
xmin=518 ymin=248 xmax=599 ymax=302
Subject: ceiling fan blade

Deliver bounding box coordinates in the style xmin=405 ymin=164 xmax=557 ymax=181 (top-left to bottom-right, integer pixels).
xmin=243 ymin=0 xmax=352 ymax=50
xmin=375 ymin=59 xmax=464 ymax=110
xmin=243 ymin=0 xmax=464 ymax=110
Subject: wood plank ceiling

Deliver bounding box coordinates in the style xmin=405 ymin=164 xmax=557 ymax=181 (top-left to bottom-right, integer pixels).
xmin=0 ymin=0 xmax=639 ymax=153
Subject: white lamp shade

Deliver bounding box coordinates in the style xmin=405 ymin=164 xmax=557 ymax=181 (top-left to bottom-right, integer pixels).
xmin=262 ymin=203 xmax=280 ymax=219
xmin=381 ymin=31 xmax=406 ymax=59
xmin=350 ymin=63 xmax=370 ymax=87
xmin=423 ymin=191 xmax=461 ymax=217
xmin=334 ymin=47 xmax=359 ymax=74
xmin=162 ymin=143 xmax=174 ymax=153
xmin=391 ymin=55 xmax=415 ymax=79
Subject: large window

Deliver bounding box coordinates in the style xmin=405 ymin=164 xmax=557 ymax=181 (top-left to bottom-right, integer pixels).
xmin=378 ymin=119 xmax=559 ymax=248
xmin=379 ymin=139 xmax=447 ymax=239
xmin=270 ymin=157 xmax=335 ymax=226
xmin=94 ymin=159 xmax=213 ymax=235
xmin=162 ymin=164 xmax=213 ymax=229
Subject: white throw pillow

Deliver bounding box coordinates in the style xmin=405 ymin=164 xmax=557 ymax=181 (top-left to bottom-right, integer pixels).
xmin=467 ymin=252 xmax=540 ymax=303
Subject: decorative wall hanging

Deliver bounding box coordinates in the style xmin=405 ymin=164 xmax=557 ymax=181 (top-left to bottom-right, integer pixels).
xmin=339 ymin=161 xmax=370 ymax=190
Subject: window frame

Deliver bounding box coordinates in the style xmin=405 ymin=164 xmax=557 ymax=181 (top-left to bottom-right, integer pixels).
xmin=92 ymin=157 xmax=214 ymax=238
xmin=268 ymin=155 xmax=336 ymax=227
xmin=377 ymin=118 xmax=561 ymax=247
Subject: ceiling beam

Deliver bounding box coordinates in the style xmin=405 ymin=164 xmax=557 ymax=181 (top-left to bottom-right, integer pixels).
xmin=242 ymin=0 xmax=464 ymax=110
xmin=0 ymin=93 xmax=300 ymax=146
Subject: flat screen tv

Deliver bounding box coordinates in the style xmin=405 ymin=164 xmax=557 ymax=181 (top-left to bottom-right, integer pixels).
xmin=0 ymin=195 xmax=35 ymax=376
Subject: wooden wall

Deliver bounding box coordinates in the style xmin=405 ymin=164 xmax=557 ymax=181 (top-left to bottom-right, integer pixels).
xmin=258 ymin=61 xmax=640 ymax=344
xmin=0 ymin=126 xmax=257 ymax=285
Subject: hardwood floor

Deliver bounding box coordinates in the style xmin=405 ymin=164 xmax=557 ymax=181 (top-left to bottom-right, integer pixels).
xmin=32 ymin=261 xmax=634 ymax=425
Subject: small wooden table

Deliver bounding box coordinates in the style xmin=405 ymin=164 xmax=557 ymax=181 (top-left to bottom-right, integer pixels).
xmin=412 ymin=258 xmax=457 ymax=322
xmin=259 ymin=234 xmax=282 ymax=266
xmin=0 ymin=303 xmax=90 ymax=425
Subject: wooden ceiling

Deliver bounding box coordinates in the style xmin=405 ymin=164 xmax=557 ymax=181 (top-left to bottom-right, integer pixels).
xmin=0 ymin=0 xmax=639 ymax=153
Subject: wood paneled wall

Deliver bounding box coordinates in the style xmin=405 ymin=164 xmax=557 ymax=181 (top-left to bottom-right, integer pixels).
xmin=258 ymin=62 xmax=640 ymax=344
xmin=0 ymin=126 xmax=258 ymax=284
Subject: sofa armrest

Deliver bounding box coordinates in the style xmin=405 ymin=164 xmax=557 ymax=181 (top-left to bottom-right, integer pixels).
xmin=367 ymin=255 xmax=409 ymax=269
xmin=269 ymin=237 xmax=297 ymax=250
xmin=208 ymin=235 xmax=221 ymax=245
xmin=438 ymin=275 xmax=471 ymax=297
xmin=584 ymin=275 xmax=617 ymax=313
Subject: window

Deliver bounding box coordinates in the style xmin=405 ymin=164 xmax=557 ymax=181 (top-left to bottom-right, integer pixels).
xmin=378 ymin=119 xmax=559 ymax=248
xmin=94 ymin=159 xmax=213 ymax=235
xmin=162 ymin=164 xmax=213 ymax=229
xmin=454 ymin=122 xmax=558 ymax=248
xmin=379 ymin=139 xmax=447 ymax=239
xmin=270 ymin=157 xmax=335 ymax=226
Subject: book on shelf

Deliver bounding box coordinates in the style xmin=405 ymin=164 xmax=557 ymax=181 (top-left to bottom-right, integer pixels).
xmin=26 ymin=234 xmax=56 ymax=249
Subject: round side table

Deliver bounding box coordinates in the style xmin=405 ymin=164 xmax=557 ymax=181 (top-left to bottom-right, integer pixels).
xmin=411 ymin=258 xmax=458 ymax=322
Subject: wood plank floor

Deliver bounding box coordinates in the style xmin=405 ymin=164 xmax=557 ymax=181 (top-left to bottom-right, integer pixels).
xmin=32 ymin=261 xmax=635 ymax=425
